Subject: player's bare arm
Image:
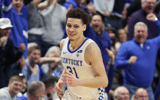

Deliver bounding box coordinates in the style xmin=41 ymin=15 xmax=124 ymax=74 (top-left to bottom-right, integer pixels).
xmin=55 ymin=39 xmax=66 ymax=98
xmin=81 ymin=42 xmax=108 ymax=88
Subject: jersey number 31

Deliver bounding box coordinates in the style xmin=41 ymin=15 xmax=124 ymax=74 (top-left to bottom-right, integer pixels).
xmin=67 ymin=66 xmax=79 ymax=79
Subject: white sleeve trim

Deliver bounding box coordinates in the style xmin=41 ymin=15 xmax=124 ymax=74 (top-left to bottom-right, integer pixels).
xmin=2 ymin=4 xmax=12 ymax=12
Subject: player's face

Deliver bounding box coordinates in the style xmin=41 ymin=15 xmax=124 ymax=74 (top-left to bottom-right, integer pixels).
xmin=28 ymin=49 xmax=41 ymax=64
xmin=9 ymin=81 xmax=22 ymax=95
xmin=134 ymin=25 xmax=148 ymax=44
xmin=12 ymin=0 xmax=24 ymax=13
xmin=141 ymin=0 xmax=156 ymax=14
xmin=66 ymin=18 xmax=86 ymax=41
xmin=117 ymin=89 xmax=130 ymax=100
xmin=91 ymin=15 xmax=103 ymax=33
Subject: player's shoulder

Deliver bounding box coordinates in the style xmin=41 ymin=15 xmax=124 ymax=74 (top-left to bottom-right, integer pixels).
xmin=85 ymin=40 xmax=100 ymax=54
xmin=60 ymin=38 xmax=68 ymax=50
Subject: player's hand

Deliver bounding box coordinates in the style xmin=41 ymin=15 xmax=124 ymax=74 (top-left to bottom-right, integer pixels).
xmin=128 ymin=56 xmax=138 ymax=65
xmin=146 ymin=13 xmax=157 ymax=22
xmin=55 ymin=81 xmax=64 ymax=98
xmin=0 ymin=36 xmax=8 ymax=46
xmin=19 ymin=43 xmax=26 ymax=52
xmin=62 ymin=72 xmax=79 ymax=87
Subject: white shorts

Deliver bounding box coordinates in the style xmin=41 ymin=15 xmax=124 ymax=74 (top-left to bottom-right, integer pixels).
xmin=61 ymin=90 xmax=98 ymax=100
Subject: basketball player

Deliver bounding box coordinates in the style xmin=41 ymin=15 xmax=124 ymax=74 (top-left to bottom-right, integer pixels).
xmin=55 ymin=8 xmax=108 ymax=100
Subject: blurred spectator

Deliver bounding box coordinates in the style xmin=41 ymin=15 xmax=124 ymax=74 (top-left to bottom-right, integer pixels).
xmin=63 ymin=0 xmax=86 ymax=10
xmin=0 ymin=75 xmax=23 ymax=100
xmin=89 ymin=14 xmax=111 ymax=70
xmin=89 ymin=14 xmax=113 ymax=98
xmin=22 ymin=46 xmax=45 ymax=86
xmin=11 ymin=56 xmax=26 ymax=76
xmin=105 ymin=23 xmax=115 ymax=36
xmin=28 ymin=42 xmax=38 ymax=49
xmin=113 ymin=86 xmax=130 ymax=100
xmin=40 ymin=0 xmax=67 ymax=56
xmin=1 ymin=0 xmax=28 ymax=58
xmin=134 ymin=88 xmax=148 ymax=100
xmin=85 ymin=1 xmax=96 ymax=18
xmin=127 ymin=0 xmax=160 ymax=18
xmin=128 ymin=0 xmax=160 ymax=93
xmin=41 ymin=75 xmax=60 ymax=100
xmin=125 ymin=0 xmax=133 ymax=8
xmin=104 ymin=0 xmax=125 ymax=30
xmin=105 ymin=23 xmax=116 ymax=50
xmin=154 ymin=78 xmax=160 ymax=100
xmin=127 ymin=0 xmax=141 ymax=17
xmin=93 ymin=0 xmax=115 ymax=22
xmin=19 ymin=74 xmax=27 ymax=94
xmin=115 ymin=28 xmax=127 ymax=53
xmin=41 ymin=46 xmax=62 ymax=78
xmin=115 ymin=13 xmax=160 ymax=100
xmin=121 ymin=6 xmax=128 ymax=27
xmin=128 ymin=0 xmax=160 ymax=40
xmin=27 ymin=0 xmax=53 ymax=51
xmin=16 ymin=81 xmax=45 ymax=100
xmin=0 ymin=18 xmax=25 ymax=88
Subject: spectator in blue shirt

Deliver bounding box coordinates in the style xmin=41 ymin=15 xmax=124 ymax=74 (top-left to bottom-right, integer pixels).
xmin=22 ymin=46 xmax=46 ymax=86
xmin=115 ymin=13 xmax=160 ymax=100
xmin=1 ymin=0 xmax=28 ymax=58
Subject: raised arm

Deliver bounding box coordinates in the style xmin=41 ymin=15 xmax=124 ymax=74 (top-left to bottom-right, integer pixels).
xmin=146 ymin=13 xmax=160 ymax=35
xmin=2 ymin=0 xmax=12 ymax=12
xmin=37 ymin=0 xmax=54 ymax=10
xmin=31 ymin=0 xmax=44 ymax=7
xmin=38 ymin=57 xmax=61 ymax=65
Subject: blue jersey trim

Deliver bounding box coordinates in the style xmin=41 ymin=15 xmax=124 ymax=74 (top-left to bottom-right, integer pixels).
xmin=67 ymin=38 xmax=89 ymax=53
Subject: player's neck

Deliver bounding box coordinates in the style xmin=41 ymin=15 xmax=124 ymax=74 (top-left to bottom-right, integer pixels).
xmin=69 ymin=36 xmax=86 ymax=51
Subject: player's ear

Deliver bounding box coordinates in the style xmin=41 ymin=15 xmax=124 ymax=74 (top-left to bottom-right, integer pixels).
xmin=83 ymin=24 xmax=86 ymax=31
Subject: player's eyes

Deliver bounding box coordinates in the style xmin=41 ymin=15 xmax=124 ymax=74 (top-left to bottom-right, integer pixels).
xmin=74 ymin=25 xmax=79 ymax=28
xmin=67 ymin=24 xmax=71 ymax=28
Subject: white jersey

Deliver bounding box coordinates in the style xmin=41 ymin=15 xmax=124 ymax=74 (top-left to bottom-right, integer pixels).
xmin=61 ymin=37 xmax=104 ymax=100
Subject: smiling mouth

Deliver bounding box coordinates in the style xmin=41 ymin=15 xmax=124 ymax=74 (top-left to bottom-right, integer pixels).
xmin=69 ymin=34 xmax=76 ymax=36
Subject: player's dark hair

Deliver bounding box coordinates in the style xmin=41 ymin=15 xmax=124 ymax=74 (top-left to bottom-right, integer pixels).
xmin=66 ymin=8 xmax=89 ymax=25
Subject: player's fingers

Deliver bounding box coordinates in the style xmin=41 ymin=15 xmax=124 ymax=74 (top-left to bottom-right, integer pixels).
xmin=58 ymin=88 xmax=65 ymax=94
xmin=66 ymin=71 xmax=73 ymax=76
xmin=57 ymin=93 xmax=63 ymax=98
xmin=61 ymin=73 xmax=69 ymax=77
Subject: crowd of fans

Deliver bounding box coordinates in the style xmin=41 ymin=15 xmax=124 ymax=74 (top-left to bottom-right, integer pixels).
xmin=0 ymin=0 xmax=160 ymax=100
